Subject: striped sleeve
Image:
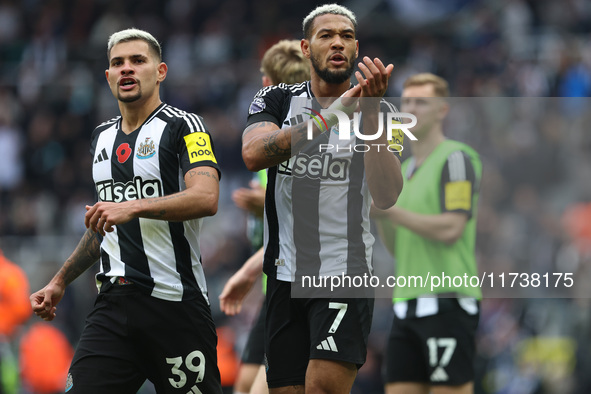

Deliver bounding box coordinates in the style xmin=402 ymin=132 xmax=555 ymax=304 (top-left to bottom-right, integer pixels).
xmin=168 ymin=106 xmax=221 ymax=179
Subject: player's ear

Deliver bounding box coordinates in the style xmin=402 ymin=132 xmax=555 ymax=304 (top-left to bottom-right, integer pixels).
xmin=157 ymin=62 xmax=168 ymax=83
xmin=355 ymin=40 xmax=359 ymax=59
xmin=438 ymin=100 xmax=450 ymax=120
xmin=105 ymin=69 xmax=109 ymax=81
xmin=301 ymin=39 xmax=311 ymax=59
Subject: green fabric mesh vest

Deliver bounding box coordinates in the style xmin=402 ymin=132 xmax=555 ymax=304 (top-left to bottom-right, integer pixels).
xmin=392 ymin=140 xmax=482 ymax=301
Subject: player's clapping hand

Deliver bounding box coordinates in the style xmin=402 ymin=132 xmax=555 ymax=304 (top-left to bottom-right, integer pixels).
xmin=355 ymin=56 xmax=394 ymax=99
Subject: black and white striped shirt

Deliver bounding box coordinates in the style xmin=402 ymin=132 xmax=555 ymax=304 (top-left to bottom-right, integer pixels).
xmin=247 ymin=81 xmax=400 ymax=282
xmin=90 ymin=103 xmax=220 ymax=302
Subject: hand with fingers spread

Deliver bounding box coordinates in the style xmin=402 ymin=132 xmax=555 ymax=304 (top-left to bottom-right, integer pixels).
xmin=355 ymin=56 xmax=394 ymax=100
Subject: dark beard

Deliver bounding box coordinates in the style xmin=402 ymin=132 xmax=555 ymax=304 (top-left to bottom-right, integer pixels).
xmin=117 ymin=89 xmax=141 ymax=103
xmin=311 ymin=53 xmax=355 ymax=85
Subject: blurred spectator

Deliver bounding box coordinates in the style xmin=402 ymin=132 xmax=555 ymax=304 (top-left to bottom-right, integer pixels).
xmin=18 ymin=322 xmax=74 ymax=394
xmin=0 ymin=249 xmax=31 ymax=394
xmin=216 ymin=326 xmax=240 ymax=390
xmin=0 ymin=103 xmax=23 ymax=192
xmin=0 ymin=249 xmax=30 ymax=339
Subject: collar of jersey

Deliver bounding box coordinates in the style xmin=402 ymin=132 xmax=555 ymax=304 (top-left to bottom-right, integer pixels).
xmin=116 ymin=102 xmax=167 ymax=134
xmin=307 ymin=81 xmax=355 ymax=100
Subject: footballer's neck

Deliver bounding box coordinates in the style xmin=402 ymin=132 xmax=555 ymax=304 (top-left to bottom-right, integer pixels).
xmin=310 ymin=74 xmax=351 ymax=108
xmin=118 ymin=95 xmax=162 ymax=135
xmin=411 ymin=127 xmax=445 ymax=167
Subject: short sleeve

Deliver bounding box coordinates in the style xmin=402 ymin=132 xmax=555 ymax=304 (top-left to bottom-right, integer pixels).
xmin=246 ymin=85 xmax=290 ymax=128
xmin=177 ymin=115 xmax=222 ymax=180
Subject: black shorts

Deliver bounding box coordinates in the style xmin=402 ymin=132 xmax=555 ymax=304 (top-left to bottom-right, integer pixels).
xmin=241 ymin=301 xmax=266 ymax=365
xmin=66 ymin=283 xmax=222 ymax=394
xmin=265 ymin=276 xmax=374 ymax=388
xmin=385 ymin=298 xmax=479 ymax=386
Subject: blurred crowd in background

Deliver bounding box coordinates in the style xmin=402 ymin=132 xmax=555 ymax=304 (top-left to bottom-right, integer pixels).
xmin=1 ymin=0 xmax=591 ymax=392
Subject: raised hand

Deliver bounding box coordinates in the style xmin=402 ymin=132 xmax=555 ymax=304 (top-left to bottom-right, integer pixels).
xmin=355 ymin=56 xmax=394 ymax=99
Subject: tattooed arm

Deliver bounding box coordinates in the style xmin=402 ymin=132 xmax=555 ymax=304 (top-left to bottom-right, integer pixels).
xmin=30 ymin=228 xmax=101 ymax=321
xmin=85 ymin=166 xmax=220 ymax=236
xmin=241 ymin=120 xmax=310 ymax=171
xmin=242 ymin=86 xmax=364 ymax=171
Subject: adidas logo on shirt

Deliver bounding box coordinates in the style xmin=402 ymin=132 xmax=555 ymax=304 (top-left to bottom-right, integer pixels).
xmin=316 ymin=336 xmax=338 ymax=352
xmin=94 ymin=148 xmax=109 ymax=164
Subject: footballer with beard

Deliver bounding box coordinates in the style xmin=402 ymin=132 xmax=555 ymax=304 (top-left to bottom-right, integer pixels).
xmin=242 ymin=4 xmax=404 ymax=394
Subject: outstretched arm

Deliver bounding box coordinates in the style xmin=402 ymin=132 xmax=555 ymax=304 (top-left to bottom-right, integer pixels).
xmin=30 ymin=228 xmax=101 ymax=321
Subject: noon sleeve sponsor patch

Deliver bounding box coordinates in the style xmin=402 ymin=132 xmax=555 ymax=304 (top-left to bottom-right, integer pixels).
xmin=184 ymin=132 xmax=218 ymax=164
xmin=444 ymin=181 xmax=472 ymax=211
